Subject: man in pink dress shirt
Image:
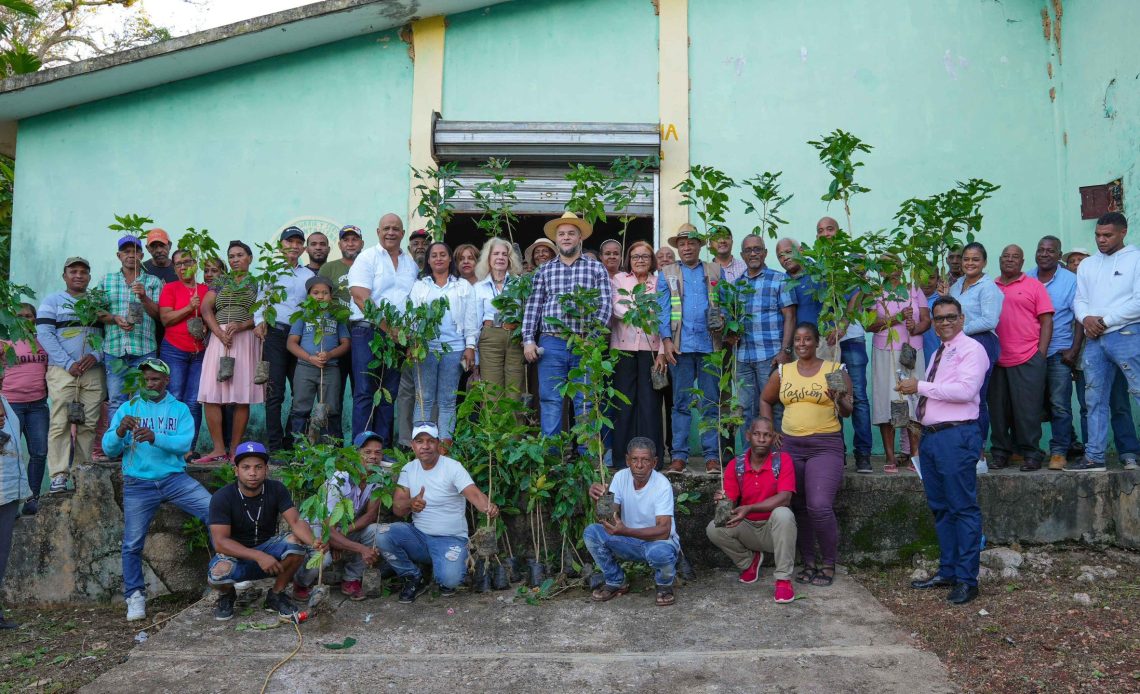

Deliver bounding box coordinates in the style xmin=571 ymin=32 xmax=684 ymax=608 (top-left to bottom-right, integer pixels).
xmin=897 ymin=296 xmax=988 ymax=605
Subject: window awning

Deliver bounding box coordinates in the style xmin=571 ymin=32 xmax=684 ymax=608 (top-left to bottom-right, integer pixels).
xmin=432 ymin=118 xmax=661 ymax=166
xmin=446 ymin=166 xmax=655 ymax=216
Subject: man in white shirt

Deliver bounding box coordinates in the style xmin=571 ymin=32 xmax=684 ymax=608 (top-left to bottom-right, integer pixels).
xmin=377 ymin=423 xmax=498 ymax=603
xmin=585 ymin=437 xmax=681 ymax=607
xmin=347 ymin=213 xmax=418 ymax=443
xmin=253 ymin=226 xmax=314 ymax=453
xmin=1071 ymin=212 xmax=1140 ymax=472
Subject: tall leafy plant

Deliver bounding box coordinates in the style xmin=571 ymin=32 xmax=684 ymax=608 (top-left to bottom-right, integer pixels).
xmin=412 ymin=161 xmax=461 ymax=242
xmin=605 ymin=155 xmax=657 ymax=256
xmin=740 ymin=171 xmax=793 ymax=240
xmin=807 ymin=129 xmax=872 ymax=235
xmin=472 ymin=157 xmax=523 ymax=243
xmin=675 ymin=165 xmax=736 ymax=250
xmin=360 ymin=296 xmax=449 ymax=416
xmin=290 ymin=294 xmax=351 ymax=442
xmin=895 ymin=178 xmax=1001 ymax=286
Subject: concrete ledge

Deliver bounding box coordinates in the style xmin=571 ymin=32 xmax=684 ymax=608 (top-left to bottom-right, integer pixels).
xmin=6 ymin=464 xmax=1137 ymax=603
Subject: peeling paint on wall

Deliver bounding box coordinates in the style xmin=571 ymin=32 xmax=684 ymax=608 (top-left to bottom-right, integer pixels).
xmin=400 ymin=23 xmax=415 ymax=61
xmin=1104 ymin=78 xmax=1117 ymax=119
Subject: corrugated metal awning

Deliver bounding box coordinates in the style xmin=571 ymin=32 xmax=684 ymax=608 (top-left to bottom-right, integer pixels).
xmin=433 ymin=119 xmax=661 ymax=165
xmin=446 ymin=166 xmax=655 ymax=216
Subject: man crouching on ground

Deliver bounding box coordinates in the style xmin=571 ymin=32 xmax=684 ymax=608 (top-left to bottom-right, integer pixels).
xmin=377 ymin=423 xmax=498 ymax=604
xmin=207 ymin=442 xmax=322 ymax=620
xmin=293 ymin=431 xmax=390 ymax=601
xmin=706 ymin=416 xmax=797 ymax=603
xmin=585 ymin=437 xmax=681 ymax=607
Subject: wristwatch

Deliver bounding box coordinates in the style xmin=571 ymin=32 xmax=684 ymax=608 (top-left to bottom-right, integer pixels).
xmin=783 ymin=347 xmax=793 ymax=356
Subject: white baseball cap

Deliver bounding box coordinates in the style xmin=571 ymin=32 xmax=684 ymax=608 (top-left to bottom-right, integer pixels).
xmin=411 ymin=422 xmax=439 ymax=440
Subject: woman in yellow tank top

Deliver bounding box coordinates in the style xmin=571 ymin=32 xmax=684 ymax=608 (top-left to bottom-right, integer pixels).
xmin=760 ymin=322 xmax=852 ymax=588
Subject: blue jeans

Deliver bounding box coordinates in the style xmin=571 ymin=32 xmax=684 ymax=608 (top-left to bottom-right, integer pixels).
xmin=969 ymin=331 xmax=1001 ymax=454
xmin=918 ymin=423 xmax=983 ymax=587
xmin=207 ymin=534 xmax=308 ymax=585
xmin=583 ymin=523 xmax=678 ymax=587
xmin=122 ymin=472 xmax=211 ymax=597
xmin=1075 ymin=367 xmax=1140 ymax=455
xmin=738 ymin=358 xmax=776 ymax=431
xmin=1081 ymin=326 xmax=1140 ymax=463
xmin=376 ymin=522 xmax=467 ymax=589
xmin=1045 ymin=353 xmax=1076 ymax=456
xmin=161 ymin=340 xmax=203 ymax=450
xmin=415 ymin=348 xmax=463 ymax=440
xmin=9 ymin=398 xmax=48 ymax=497
xmin=839 ymin=339 xmax=872 ymax=457
xmin=537 ymin=335 xmax=586 ymax=440
xmin=105 ymin=351 xmax=157 ymax=423
xmin=351 ymin=323 xmax=402 ymax=444
xmin=668 ymin=351 xmax=719 ymax=461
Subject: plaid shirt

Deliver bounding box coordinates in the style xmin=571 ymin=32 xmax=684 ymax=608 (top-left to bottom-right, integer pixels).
xmin=718 ymin=257 xmax=747 ymax=283
xmin=521 ymin=254 xmax=613 ymax=343
xmin=100 ymin=270 xmax=164 ymax=357
xmin=735 ymin=266 xmax=794 ymax=363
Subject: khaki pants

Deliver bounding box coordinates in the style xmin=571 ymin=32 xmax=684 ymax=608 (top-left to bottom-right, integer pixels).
xmin=706 ymin=505 xmax=797 ymax=581
xmin=46 ymin=365 xmax=106 ymax=477
xmin=477 ymin=325 xmax=524 ymax=399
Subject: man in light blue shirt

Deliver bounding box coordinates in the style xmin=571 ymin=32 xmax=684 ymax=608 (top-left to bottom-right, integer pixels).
xmin=1027 ymin=235 xmax=1079 ymax=469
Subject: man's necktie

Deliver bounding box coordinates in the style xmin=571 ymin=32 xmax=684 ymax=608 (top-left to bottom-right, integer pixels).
xmin=915 ymin=344 xmax=945 ymax=421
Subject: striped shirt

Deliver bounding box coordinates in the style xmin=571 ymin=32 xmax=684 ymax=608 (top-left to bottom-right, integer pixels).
xmin=35 ymin=291 xmax=104 ymax=369
xmin=212 ymin=280 xmax=257 ymax=325
xmin=99 ymin=270 xmax=163 ymax=357
xmin=521 ymin=254 xmax=613 ymax=343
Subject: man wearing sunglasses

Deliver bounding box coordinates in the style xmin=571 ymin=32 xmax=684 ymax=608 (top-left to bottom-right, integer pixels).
xmin=896 ymin=297 xmax=988 ymax=605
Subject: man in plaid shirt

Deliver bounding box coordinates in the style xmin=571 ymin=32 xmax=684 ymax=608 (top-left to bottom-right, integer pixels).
xmin=522 ymin=212 xmax=613 ymax=440
xmin=99 ymin=235 xmax=164 ymax=428
xmin=730 ymin=234 xmax=795 ymax=431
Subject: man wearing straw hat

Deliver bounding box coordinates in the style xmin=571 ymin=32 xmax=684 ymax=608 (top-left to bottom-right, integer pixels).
xmin=521 ymin=212 xmax=613 ymax=440
xmin=656 ymin=223 xmax=727 ymax=475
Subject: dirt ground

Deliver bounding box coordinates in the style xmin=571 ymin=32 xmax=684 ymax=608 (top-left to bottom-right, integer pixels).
xmin=0 ymin=592 xmax=198 ymax=693
xmin=852 ymin=545 xmax=1140 ymax=693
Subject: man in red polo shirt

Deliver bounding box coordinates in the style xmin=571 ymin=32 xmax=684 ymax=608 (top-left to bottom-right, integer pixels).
xmin=990 ymin=244 xmax=1054 ymax=471
xmin=706 ymin=416 xmax=797 ymax=603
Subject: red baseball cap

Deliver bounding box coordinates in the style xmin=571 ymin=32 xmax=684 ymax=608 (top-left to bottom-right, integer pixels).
xmin=146 ymin=228 xmax=171 ymax=246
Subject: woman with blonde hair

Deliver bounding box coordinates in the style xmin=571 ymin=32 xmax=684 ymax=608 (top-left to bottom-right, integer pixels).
xmin=473 ymin=237 xmax=525 ymax=398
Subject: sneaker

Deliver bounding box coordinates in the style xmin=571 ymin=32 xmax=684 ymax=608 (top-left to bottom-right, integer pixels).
xmin=340 ymin=579 xmax=365 ymax=601
xmin=125 ymin=590 xmax=146 ymax=622
xmin=773 ymin=579 xmax=795 ymax=604
xmin=263 ymin=589 xmax=298 ymax=617
xmin=20 ymin=498 xmax=38 ymax=516
xmin=0 ymin=612 xmax=18 ymax=630
xmin=1048 ymin=454 xmax=1067 ymax=471
xmin=1122 ymin=454 xmax=1139 ymax=471
xmin=975 ymin=458 xmax=989 ymax=475
xmin=438 ymin=584 xmax=457 ymax=597
xmin=738 ymin=552 xmax=763 ymax=584
xmin=291 ymin=581 xmax=310 ymax=601
xmin=214 ymin=592 xmax=236 ymax=621
xmin=398 ymin=575 xmax=429 ymax=604
xmin=855 ymin=456 xmax=872 ymax=474
xmin=48 ymin=474 xmax=69 ymax=494
xmin=1064 ymin=458 xmax=1107 ymax=472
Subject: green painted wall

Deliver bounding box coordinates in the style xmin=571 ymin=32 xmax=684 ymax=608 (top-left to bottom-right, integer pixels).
xmin=689 ymin=0 xmax=1060 ymax=253
xmin=11 ymin=30 xmax=412 ymax=293
xmin=442 ymin=0 xmax=658 ymax=123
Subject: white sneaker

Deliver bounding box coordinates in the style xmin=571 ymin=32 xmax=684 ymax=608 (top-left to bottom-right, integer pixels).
xmin=976 ymin=458 xmax=989 ymax=475
xmin=126 ymin=590 xmax=146 ymax=621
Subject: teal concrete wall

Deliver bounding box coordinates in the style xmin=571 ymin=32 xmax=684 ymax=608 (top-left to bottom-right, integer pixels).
xmin=1057 ymin=1 xmax=1140 ymax=240
xmin=689 ymin=0 xmax=1061 ymax=254
xmin=442 ymin=0 xmax=658 ymax=123
xmin=11 ymin=30 xmax=412 ymax=293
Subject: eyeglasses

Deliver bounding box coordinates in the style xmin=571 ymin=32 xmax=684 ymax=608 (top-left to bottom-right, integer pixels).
xmin=932 ymin=314 xmax=961 ymax=323
xmin=174 ymin=260 xmax=196 ymax=267
xmin=629 ymin=254 xmax=653 ymax=261
xmin=741 ymin=247 xmax=765 ymax=255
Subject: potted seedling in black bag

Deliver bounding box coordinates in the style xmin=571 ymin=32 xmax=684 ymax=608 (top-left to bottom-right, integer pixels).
xmin=176 ymin=227 xmax=222 ymax=342
xmin=109 ymin=213 xmax=154 ymax=325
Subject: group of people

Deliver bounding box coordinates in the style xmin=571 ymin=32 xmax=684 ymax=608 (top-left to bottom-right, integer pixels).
xmin=0 ymin=207 xmax=1138 ymax=626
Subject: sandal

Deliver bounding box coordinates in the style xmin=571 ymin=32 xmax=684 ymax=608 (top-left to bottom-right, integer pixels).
xmin=883 ymin=463 xmax=899 ymax=474
xmin=795 ymin=566 xmax=818 ymax=585
xmin=590 ymin=583 xmax=629 ymax=602
xmin=655 ymin=585 xmax=676 ymax=607
xmin=811 ymin=567 xmax=835 ymax=587
xmin=191 ymin=454 xmax=229 ymax=465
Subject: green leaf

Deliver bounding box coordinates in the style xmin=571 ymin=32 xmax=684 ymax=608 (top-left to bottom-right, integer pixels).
xmin=323 ymin=637 xmax=358 ymax=650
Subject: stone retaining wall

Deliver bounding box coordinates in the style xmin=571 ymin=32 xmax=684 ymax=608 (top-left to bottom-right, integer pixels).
xmin=5 ymin=464 xmax=1137 ymax=603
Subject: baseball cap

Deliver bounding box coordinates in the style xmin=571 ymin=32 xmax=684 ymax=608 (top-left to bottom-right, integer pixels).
xmin=339 ymin=225 xmax=362 ymax=239
xmin=353 ymin=431 xmax=384 ymax=448
xmin=233 ymin=441 xmax=269 ymax=463
xmin=118 ymin=235 xmax=143 ymax=249
xmin=411 ymin=422 xmax=439 ymax=440
xmin=138 ymin=357 xmax=170 ymax=375
xmin=145 ymin=228 xmax=171 ymax=246
xmin=63 ymin=256 xmax=90 ymax=270
xmin=280 ymin=226 xmax=305 ymax=242
xmin=305 ymin=275 xmax=334 ymax=292
xmin=409 ymin=229 xmax=429 ymax=240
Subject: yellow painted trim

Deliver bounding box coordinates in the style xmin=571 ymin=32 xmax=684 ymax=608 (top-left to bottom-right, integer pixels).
xmin=407 ymin=16 xmax=446 ymax=230
xmin=657 ymin=0 xmax=689 ymax=246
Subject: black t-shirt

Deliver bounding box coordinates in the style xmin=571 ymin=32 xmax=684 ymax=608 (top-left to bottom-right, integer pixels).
xmin=208 ymin=480 xmax=294 ymax=548
xmin=144 ymin=260 xmax=178 ymax=285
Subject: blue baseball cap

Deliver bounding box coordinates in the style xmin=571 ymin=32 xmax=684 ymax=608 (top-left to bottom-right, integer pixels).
xmin=117 ymin=235 xmax=143 ymax=249
xmin=280 ymin=226 xmax=305 ymax=242
xmin=353 ymin=431 xmax=383 ymax=448
xmin=339 ymin=224 xmax=362 ymax=239
xmin=233 ymin=441 xmax=269 ymax=463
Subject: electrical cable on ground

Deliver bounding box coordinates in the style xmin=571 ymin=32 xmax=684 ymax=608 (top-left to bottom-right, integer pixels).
xmin=260 ymin=617 xmax=303 ymax=694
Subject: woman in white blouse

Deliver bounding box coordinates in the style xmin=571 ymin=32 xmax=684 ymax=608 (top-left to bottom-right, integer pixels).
xmin=408 ymin=242 xmax=479 ymax=448
xmin=473 ymin=238 xmax=525 ymax=399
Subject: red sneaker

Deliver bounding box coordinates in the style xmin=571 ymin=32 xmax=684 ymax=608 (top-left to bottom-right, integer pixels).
xmin=341 ymin=579 xmax=365 ymax=601
xmin=773 ymin=579 xmax=795 ymax=603
xmin=738 ymin=552 xmax=763 ymax=584
xmin=291 ymin=581 xmax=310 ymax=601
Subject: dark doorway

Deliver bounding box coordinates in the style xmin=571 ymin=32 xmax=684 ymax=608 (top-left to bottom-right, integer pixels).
xmin=443 ymin=214 xmax=655 ymax=261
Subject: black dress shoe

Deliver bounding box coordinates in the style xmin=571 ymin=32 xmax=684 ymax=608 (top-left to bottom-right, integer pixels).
xmin=911 ymin=575 xmax=956 ymax=589
xmin=948 ymin=583 xmax=979 ymax=604
xmin=1019 ymin=458 xmax=1042 ymax=472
